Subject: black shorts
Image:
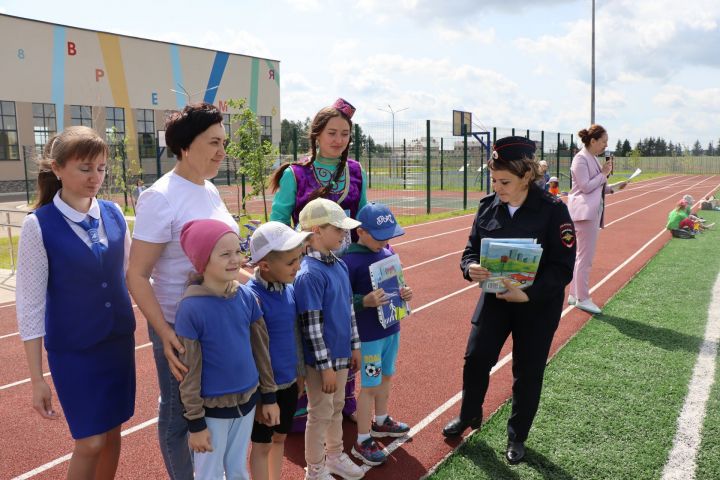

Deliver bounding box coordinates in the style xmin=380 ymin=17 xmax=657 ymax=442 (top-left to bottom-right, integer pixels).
xmin=251 ymin=382 xmax=299 ymax=443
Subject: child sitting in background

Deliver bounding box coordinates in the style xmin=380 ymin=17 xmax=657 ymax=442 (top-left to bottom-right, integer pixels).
xmin=548 ymin=176 xmax=560 ymax=197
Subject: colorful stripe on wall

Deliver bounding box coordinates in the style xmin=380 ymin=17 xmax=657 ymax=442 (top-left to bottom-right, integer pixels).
xmin=169 ymin=44 xmax=185 ymax=109
xmin=265 ymin=59 xmax=279 ymax=87
xmin=52 ymin=26 xmax=66 ymax=132
xmin=97 ymin=33 xmax=137 ymax=156
xmin=249 ymin=57 xmax=259 ymax=113
xmin=204 ymin=52 xmax=229 ymax=105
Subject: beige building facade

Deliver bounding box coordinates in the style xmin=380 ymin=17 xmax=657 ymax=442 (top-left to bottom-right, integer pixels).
xmin=0 ymin=14 xmax=281 ymax=192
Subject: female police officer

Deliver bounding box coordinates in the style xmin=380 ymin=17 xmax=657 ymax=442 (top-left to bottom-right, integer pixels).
xmin=442 ymin=136 xmax=576 ymax=464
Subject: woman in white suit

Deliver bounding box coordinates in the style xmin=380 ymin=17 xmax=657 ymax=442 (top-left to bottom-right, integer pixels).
xmin=567 ymin=124 xmax=627 ymax=314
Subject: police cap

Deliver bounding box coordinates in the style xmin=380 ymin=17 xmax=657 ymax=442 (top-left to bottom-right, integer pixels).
xmin=492 ymin=136 xmax=536 ymax=161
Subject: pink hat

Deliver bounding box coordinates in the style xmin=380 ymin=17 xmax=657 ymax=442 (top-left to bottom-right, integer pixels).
xmin=332 ymin=98 xmax=356 ymax=119
xmin=180 ymin=219 xmax=238 ymax=274
xmin=678 ymin=199 xmax=688 ymax=207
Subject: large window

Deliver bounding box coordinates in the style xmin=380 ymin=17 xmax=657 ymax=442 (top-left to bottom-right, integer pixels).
xmin=0 ymin=101 xmax=19 ymax=160
xmin=136 ymin=109 xmax=155 ymax=158
xmin=259 ymin=115 xmax=272 ymax=144
xmin=70 ymin=105 xmax=93 ymax=127
xmin=105 ymin=107 xmax=126 ymax=137
xmin=33 ymin=103 xmax=57 ymax=149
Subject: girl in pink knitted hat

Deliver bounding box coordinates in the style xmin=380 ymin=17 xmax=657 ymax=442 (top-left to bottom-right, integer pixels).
xmin=175 ymin=219 xmax=279 ymax=480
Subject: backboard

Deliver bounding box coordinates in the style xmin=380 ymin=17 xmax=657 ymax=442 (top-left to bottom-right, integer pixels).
xmin=452 ymin=110 xmax=472 ymax=136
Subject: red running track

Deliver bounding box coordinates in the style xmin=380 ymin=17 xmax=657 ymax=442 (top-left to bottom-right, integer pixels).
xmin=0 ymin=175 xmax=717 ymax=479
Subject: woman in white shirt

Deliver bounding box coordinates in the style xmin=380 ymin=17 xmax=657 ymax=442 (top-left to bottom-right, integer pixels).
xmin=126 ymin=103 xmax=239 ymax=479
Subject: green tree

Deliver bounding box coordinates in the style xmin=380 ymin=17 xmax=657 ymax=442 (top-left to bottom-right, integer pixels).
xmin=707 ymin=141 xmax=714 ymax=156
xmin=614 ymin=139 xmax=623 ymax=156
xmin=103 ymin=127 xmax=142 ymax=213
xmin=621 ymin=139 xmax=632 ymax=157
xmin=225 ymin=98 xmax=277 ymax=221
xmin=692 ymin=140 xmax=703 ymax=156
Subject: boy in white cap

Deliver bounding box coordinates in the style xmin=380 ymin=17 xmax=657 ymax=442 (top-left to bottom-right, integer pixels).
xmin=247 ymin=222 xmax=313 ymax=480
xmin=295 ymin=198 xmax=364 ymax=480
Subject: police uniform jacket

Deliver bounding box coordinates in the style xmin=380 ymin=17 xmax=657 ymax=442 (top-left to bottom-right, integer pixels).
xmin=461 ymin=185 xmax=577 ymax=322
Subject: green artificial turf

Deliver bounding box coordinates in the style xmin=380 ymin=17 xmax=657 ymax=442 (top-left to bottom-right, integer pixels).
xmin=429 ymin=211 xmax=720 ymax=480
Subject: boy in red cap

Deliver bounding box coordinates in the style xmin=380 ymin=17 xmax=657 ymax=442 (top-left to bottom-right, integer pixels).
xmin=175 ymin=219 xmax=279 ymax=480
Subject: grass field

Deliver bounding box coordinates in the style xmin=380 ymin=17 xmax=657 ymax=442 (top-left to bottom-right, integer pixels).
xmin=428 ymin=211 xmax=720 ymax=480
xmin=0 ymin=209 xmax=475 ymax=270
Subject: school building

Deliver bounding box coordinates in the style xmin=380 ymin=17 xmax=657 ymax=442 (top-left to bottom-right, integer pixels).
xmin=0 ymin=14 xmax=281 ymax=193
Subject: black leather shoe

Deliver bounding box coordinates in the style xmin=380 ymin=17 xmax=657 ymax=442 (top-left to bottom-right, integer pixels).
xmin=506 ymin=440 xmax=525 ymax=464
xmin=442 ymin=416 xmax=481 ymax=438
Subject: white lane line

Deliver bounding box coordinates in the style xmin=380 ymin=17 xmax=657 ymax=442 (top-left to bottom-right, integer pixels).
xmin=12 ymin=417 xmax=161 ymax=480
xmin=393 ymin=228 xmax=468 ymax=247
xmin=605 ymin=176 xmax=701 ymax=207
xmin=361 ymin=353 xmax=515 ymax=475
xmin=403 ymin=213 xmax=475 ymax=229
xmin=0 ymin=342 xmax=152 ymax=391
xmin=416 ymin=180 xmax=720 ymax=477
xmin=404 ymin=250 xmax=464 ymax=271
xmin=661 ymin=274 xmax=720 ymax=480
xmin=604 ymin=176 xmax=717 ymax=228
xmin=11 ymin=176 xmax=719 ymax=477
xmin=10 ymin=283 xmax=484 ymax=478
xmin=0 ymin=331 xmax=18 ymax=339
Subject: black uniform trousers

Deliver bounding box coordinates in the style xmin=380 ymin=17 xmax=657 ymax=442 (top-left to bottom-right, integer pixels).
xmin=459 ymin=292 xmax=563 ymax=442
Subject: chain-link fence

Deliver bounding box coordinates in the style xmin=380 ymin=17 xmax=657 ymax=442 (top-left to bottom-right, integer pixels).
xmin=280 ymin=121 xmax=577 ymax=216
xmin=12 ymin=127 xmax=720 ymax=219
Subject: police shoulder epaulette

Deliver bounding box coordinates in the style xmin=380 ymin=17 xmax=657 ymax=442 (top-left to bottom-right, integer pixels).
xmin=540 ymin=190 xmax=563 ymax=205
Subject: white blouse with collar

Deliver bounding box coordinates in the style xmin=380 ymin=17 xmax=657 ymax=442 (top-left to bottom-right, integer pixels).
xmin=15 ymin=191 xmax=131 ymax=341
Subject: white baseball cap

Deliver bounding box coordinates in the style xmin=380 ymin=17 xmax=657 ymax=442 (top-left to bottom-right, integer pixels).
xmin=549 ymin=176 xmax=558 ymax=183
xmin=299 ymin=198 xmax=361 ymax=230
xmin=249 ymin=221 xmax=312 ymax=263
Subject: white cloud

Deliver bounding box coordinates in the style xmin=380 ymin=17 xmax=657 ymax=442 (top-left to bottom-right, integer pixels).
xmin=515 ymin=0 xmax=720 ymax=83
xmin=433 ymin=25 xmax=495 ymax=45
xmin=653 ymin=85 xmax=720 ymax=112
xmin=354 ymin=0 xmax=576 ymax=22
xmin=285 ymin=0 xmax=321 ymax=11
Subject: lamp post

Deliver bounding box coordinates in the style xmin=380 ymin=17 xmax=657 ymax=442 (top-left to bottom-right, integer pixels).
xmin=378 ymin=104 xmax=408 ymax=177
xmin=591 ymin=0 xmax=595 ymax=124
xmin=170 ymin=84 xmax=219 ymax=105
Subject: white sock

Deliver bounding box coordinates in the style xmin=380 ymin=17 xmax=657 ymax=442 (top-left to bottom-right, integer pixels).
xmin=357 ymin=433 xmax=371 ymax=444
xmin=375 ymin=413 xmax=388 ymax=425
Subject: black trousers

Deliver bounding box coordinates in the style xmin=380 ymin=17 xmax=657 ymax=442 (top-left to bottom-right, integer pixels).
xmin=459 ymin=294 xmax=562 ymax=442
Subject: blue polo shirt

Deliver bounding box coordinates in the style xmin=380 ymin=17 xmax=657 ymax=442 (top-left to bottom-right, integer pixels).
xmin=342 ymin=244 xmax=401 ymax=342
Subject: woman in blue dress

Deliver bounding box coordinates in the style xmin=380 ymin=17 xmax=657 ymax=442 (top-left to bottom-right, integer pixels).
xmin=16 ymin=126 xmax=136 ymax=479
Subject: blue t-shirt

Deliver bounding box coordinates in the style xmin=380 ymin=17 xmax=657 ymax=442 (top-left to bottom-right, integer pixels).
xmin=294 ymin=256 xmax=353 ymax=367
xmin=246 ymin=279 xmax=298 ymax=386
xmin=175 ymin=285 xmax=263 ymax=398
xmin=342 ymin=244 xmax=401 ymax=342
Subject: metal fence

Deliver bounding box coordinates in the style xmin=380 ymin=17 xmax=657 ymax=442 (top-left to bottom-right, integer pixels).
xmin=13 ymin=127 xmax=720 ymax=218
xmin=281 ymin=120 xmax=576 ymax=216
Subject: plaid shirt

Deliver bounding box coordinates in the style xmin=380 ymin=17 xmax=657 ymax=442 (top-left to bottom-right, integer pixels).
xmin=299 ymin=248 xmax=360 ymax=370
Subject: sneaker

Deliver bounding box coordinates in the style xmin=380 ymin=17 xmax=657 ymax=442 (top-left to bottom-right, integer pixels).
xmin=371 ymin=415 xmax=410 ymax=438
xmin=567 ymin=295 xmax=577 ymax=306
xmin=352 ymin=438 xmax=387 ymax=466
xmin=575 ymin=298 xmax=602 ymax=315
xmin=326 ymin=452 xmax=364 ymax=479
xmin=304 ymin=463 xmax=334 ymax=480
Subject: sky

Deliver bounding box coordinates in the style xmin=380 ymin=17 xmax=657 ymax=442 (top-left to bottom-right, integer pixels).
xmin=1 ymin=0 xmax=719 ymax=147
